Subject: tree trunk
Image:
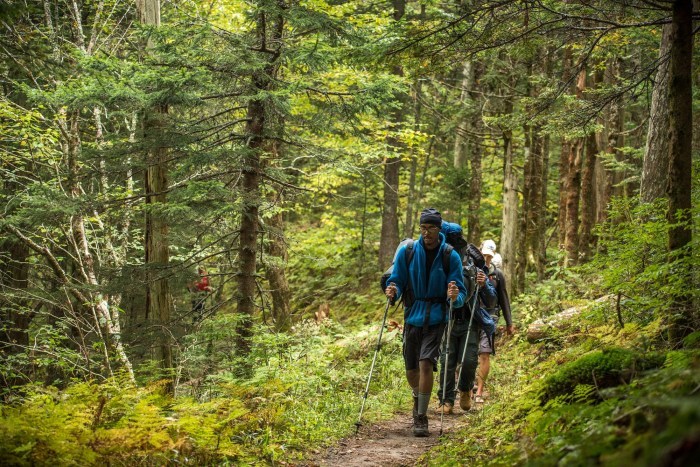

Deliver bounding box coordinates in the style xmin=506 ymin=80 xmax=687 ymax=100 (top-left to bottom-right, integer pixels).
xmin=526 ymin=132 xmax=545 ymax=279
xmin=563 ymin=68 xmax=586 ymax=266
xmin=265 ymin=209 xmax=291 ymax=332
xmin=238 ymin=6 xmax=284 ymax=355
xmin=466 ymin=63 xmax=483 ymax=244
xmin=378 ymin=0 xmax=406 ymax=270
xmin=139 ymin=0 xmax=173 ymax=391
xmin=578 ymin=130 xmax=598 ymax=262
xmin=383 ymin=0 xmax=406 ymax=251
xmin=517 ymin=118 xmax=531 ymax=293
xmin=453 ymin=61 xmax=473 ymax=170
xmin=501 ymin=96 xmax=518 ymax=298
xmin=641 ymin=24 xmax=673 ymax=203
xmin=564 ymin=137 xmax=583 ymax=267
xmin=666 ymin=0 xmax=693 ymax=342
xmin=540 ymin=134 xmax=550 ymax=270
xmin=59 ymin=108 xmax=135 ymax=382
xmin=404 ymin=80 xmax=422 ymax=240
xmin=263 ymin=135 xmax=291 ymax=332
xmin=557 ymin=46 xmax=574 ymax=252
xmin=578 ymin=130 xmax=598 ymax=259
xmin=598 ymin=57 xmax=624 ymax=225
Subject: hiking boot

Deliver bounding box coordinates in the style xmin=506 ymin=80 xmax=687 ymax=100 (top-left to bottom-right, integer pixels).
xmin=412 ymin=414 xmax=429 ymax=437
xmin=435 ymin=401 xmax=453 ymax=415
xmin=459 ymin=391 xmax=472 ymax=411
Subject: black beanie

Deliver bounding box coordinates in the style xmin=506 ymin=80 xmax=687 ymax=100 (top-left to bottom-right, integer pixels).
xmin=419 ymin=207 xmax=442 ymax=227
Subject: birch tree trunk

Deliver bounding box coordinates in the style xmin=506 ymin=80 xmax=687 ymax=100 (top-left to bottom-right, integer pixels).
xmin=60 ymin=109 xmax=135 ymax=382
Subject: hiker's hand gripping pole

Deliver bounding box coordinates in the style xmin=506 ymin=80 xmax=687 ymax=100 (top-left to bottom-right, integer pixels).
xmin=355 ymin=296 xmax=392 ymax=434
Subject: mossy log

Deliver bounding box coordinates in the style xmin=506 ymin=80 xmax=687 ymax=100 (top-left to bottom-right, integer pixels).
xmin=540 ymin=347 xmax=665 ymax=404
xmin=527 ymin=295 xmax=613 ymax=342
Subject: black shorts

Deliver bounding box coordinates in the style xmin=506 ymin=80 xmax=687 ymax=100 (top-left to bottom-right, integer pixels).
xmin=403 ymin=323 xmax=447 ymax=371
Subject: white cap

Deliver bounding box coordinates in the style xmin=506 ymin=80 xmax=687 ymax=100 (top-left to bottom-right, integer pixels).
xmin=481 ymin=239 xmax=497 ymax=257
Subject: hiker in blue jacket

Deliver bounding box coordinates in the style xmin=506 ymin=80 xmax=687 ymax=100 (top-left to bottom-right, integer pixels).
xmin=385 ymin=208 xmax=467 ymax=437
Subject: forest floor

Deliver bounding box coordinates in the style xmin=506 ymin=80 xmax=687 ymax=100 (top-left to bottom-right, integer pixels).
xmin=304 ymin=403 xmax=477 ymax=466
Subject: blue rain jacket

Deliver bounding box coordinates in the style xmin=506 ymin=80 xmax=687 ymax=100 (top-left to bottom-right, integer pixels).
xmin=387 ymin=232 xmax=467 ymax=327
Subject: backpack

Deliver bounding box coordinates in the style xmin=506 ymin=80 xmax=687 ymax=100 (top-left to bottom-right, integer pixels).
xmin=454 ymin=244 xmax=496 ymax=341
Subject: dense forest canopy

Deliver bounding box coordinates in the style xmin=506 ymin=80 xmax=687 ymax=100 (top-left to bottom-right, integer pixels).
xmin=0 ymin=0 xmax=698 ymax=465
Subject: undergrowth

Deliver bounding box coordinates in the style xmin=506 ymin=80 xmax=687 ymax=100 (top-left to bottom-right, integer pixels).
xmin=421 ymin=285 xmax=700 ymax=467
xmin=0 ymin=317 xmax=407 ymax=465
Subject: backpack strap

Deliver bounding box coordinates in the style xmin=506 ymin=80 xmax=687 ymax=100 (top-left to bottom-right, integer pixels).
xmin=419 ymin=243 xmax=454 ymax=330
xmin=402 ymin=240 xmax=416 ymax=313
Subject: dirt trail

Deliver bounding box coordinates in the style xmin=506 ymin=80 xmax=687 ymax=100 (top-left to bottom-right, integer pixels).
xmin=305 ymin=408 xmax=469 ymax=466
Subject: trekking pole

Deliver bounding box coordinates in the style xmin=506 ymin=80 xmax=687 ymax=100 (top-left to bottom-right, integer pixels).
xmin=440 ymin=298 xmax=455 ymax=436
xmin=355 ymin=297 xmax=391 ymax=434
xmin=456 ymin=284 xmax=480 ymax=391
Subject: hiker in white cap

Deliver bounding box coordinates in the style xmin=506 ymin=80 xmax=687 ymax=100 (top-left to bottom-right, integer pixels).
xmin=474 ymin=240 xmax=514 ymax=403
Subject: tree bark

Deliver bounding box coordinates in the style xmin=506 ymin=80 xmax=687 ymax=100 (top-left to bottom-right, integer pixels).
xmin=404 ymin=79 xmax=422 ymax=240
xmin=563 ymin=68 xmax=586 ymax=266
xmin=598 ymin=57 xmax=624 ymax=225
xmin=557 ymin=46 xmax=574 ymax=252
xmin=238 ymin=6 xmax=284 ymax=355
xmin=265 ymin=209 xmax=291 ymax=332
xmin=466 ymin=63 xmax=483 ymax=244
xmin=139 ymin=0 xmax=173 ymax=391
xmin=641 ymin=24 xmax=673 ymax=203
xmin=526 ymin=132 xmax=546 ymax=279
xmin=578 ymin=67 xmax=598 ymax=262
xmin=578 ymin=130 xmax=598 ymax=263
xmin=666 ymin=0 xmax=693 ymax=341
xmin=501 ymin=96 xmax=518 ymax=298
xmin=379 ymin=0 xmax=406 ymax=270
xmin=453 ymin=61 xmax=474 ymax=170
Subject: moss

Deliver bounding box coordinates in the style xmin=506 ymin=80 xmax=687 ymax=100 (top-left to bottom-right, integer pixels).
xmin=540 ymin=347 xmax=665 ymax=404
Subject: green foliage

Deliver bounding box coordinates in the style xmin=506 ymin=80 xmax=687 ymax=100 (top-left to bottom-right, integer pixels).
xmin=0 ymin=319 xmax=408 ymax=465
xmin=512 ymin=274 xmax=586 ymax=325
xmin=588 ymin=197 xmax=699 ymax=331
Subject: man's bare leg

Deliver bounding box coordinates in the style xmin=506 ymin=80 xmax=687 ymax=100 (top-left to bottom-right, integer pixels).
xmin=476 ymin=352 xmax=490 ymax=399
